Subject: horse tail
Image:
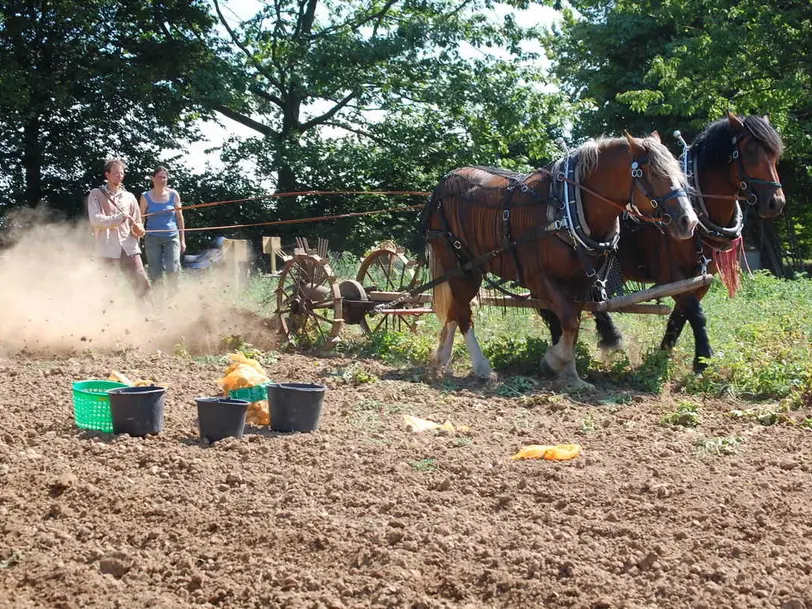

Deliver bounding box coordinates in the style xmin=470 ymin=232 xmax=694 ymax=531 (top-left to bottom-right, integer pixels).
xmin=428 ymin=243 xmax=452 ymax=325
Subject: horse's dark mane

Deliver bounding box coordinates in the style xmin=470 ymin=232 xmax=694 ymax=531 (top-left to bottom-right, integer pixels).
xmin=693 ymin=115 xmax=784 ymax=171
xmin=470 ymin=166 xmax=532 ymax=183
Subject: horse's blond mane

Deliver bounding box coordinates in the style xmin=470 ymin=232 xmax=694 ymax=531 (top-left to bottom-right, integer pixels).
xmin=575 ymin=138 xmax=618 ymax=181
xmin=575 ymin=136 xmax=687 ymax=190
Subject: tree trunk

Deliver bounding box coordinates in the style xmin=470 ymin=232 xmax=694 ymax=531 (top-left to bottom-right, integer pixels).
xmin=23 ymin=115 xmax=42 ymax=207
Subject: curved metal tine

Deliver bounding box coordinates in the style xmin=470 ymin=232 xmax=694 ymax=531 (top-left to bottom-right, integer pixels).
xmin=302 ymin=311 xmax=328 ymax=343
xmin=371 ymin=313 xmax=387 ymax=335
xmin=308 ymin=298 xmax=336 ymax=309
xmin=289 ymin=266 xmax=310 ymax=300
xmin=375 ymin=255 xmax=395 ymax=287
xmin=308 ymin=310 xmax=338 ymax=326
xmin=397 ymin=258 xmax=409 ymax=290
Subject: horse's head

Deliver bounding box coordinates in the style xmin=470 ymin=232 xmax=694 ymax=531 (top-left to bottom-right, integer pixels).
xmin=624 ymin=131 xmax=698 ymax=240
xmin=726 ymin=112 xmax=785 ymax=219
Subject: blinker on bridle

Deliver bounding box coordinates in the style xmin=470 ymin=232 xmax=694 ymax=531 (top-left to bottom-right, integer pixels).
xmin=729 ymin=132 xmax=782 ymax=206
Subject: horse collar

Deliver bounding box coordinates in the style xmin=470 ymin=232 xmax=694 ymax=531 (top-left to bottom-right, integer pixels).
xmin=552 ymin=154 xmax=620 ymax=255
xmin=683 ymin=143 xmax=744 ymax=244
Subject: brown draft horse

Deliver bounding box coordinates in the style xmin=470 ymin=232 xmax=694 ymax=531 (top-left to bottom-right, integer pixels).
xmin=421 ymin=132 xmax=698 ymax=389
xmin=540 ymin=113 xmax=785 ymax=372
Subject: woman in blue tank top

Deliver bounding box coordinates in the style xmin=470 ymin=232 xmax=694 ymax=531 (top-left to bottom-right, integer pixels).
xmin=139 ymin=166 xmax=186 ymax=288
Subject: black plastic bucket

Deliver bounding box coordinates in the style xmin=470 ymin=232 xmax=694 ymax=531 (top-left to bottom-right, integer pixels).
xmin=268 ymin=382 xmax=326 ymax=433
xmin=108 ymin=386 xmax=166 ymax=436
xmin=196 ymin=397 xmax=250 ymax=443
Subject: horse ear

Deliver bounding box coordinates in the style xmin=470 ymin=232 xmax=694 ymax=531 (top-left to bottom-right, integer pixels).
xmin=762 ymin=113 xmax=770 ymax=124
xmin=727 ymin=111 xmax=744 ymax=129
xmin=625 ymin=130 xmax=643 ymax=153
xmin=649 ymin=130 xmax=661 ymax=143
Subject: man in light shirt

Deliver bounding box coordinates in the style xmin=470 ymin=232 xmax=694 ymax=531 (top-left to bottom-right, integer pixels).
xmin=86 ymin=159 xmax=152 ymax=301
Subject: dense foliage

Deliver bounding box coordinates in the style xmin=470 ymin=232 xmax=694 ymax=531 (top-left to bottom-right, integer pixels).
xmin=0 ymin=0 xmax=809 ymax=260
xmin=0 ymin=0 xmax=224 ymax=216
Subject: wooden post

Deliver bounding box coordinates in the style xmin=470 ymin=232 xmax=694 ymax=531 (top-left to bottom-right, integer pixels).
xmin=222 ymin=238 xmax=251 ymax=290
xmin=593 ymin=274 xmax=714 ymax=312
xmin=262 ymin=236 xmax=282 ymax=274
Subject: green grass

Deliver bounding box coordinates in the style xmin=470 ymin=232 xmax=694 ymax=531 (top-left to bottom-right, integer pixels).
xmin=241 ymin=262 xmax=812 ymax=402
xmin=410 ymin=458 xmax=439 ymax=472
xmin=660 ymin=400 xmax=702 ymax=427
xmin=696 ymin=435 xmax=744 ymax=456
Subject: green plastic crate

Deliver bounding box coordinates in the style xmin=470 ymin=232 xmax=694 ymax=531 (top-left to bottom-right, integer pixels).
xmin=72 ymin=380 xmax=128 ymax=432
xmin=229 ymin=382 xmax=271 ymax=403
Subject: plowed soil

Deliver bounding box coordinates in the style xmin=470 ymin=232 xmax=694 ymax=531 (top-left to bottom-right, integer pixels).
xmin=1 ymin=349 xmax=810 ymax=609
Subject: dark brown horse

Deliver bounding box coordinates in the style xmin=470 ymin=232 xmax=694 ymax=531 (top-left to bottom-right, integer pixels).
xmin=540 ymin=113 xmax=785 ymax=372
xmin=421 ymin=132 xmax=698 ymax=389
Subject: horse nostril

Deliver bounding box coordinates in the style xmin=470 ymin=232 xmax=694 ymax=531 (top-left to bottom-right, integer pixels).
xmin=681 ymin=215 xmax=697 ymax=233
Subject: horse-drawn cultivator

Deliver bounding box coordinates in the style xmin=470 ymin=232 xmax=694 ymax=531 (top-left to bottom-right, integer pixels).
xmin=274 ymin=239 xmax=713 ymax=348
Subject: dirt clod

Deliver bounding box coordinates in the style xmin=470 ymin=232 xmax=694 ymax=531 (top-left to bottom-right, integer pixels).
xmin=99 ymin=556 xmax=130 ymax=579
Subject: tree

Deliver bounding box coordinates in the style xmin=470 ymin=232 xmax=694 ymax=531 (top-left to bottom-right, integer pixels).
xmin=0 ymin=0 xmax=222 ymax=215
xmin=545 ymin=0 xmax=812 ymax=265
xmin=208 ymin=0 xmax=571 ymax=251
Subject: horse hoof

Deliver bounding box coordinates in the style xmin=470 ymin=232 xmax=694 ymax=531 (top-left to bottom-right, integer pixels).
xmin=693 ymin=358 xmax=710 ymax=374
xmin=540 ymin=359 xmax=557 ymax=378
xmin=553 ymin=377 xmax=595 ymax=392
xmin=472 ymin=365 xmax=496 ymax=381
xmin=471 ymin=371 xmax=499 ymax=384
xmin=597 ymin=340 xmax=625 ymax=362
xmin=427 ymin=366 xmax=446 ymax=380
xmin=597 ymin=338 xmax=624 ymax=353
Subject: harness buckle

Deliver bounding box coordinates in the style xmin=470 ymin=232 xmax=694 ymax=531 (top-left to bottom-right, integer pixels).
xmin=699 ymin=254 xmax=711 ymax=275
xmin=453 ymin=240 xmax=462 ymax=250
xmin=502 ymin=209 xmax=510 ymax=221
xmin=631 ymin=168 xmax=643 ymax=178
xmin=557 ymin=172 xmax=565 ymax=182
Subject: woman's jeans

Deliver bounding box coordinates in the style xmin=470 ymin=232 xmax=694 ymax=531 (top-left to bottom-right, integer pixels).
xmin=145 ymin=233 xmax=181 ymax=285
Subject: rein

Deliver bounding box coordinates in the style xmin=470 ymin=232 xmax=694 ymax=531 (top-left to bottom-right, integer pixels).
xmin=536 ymin=161 xmax=684 ymax=227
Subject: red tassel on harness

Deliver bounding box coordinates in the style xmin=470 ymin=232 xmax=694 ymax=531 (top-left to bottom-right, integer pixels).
xmin=711 ymin=236 xmax=746 ymax=298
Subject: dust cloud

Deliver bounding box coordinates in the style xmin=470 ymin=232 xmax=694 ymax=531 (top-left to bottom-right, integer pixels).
xmin=0 ymin=215 xmax=275 ymax=357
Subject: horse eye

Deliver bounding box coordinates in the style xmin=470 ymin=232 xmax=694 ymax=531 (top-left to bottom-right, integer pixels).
xmin=744 ymin=140 xmax=759 ymax=161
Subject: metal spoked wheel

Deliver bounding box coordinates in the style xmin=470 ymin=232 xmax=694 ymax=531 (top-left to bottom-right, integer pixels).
xmin=275 ymin=254 xmax=344 ymax=348
xmin=355 ymin=246 xmax=428 ymax=336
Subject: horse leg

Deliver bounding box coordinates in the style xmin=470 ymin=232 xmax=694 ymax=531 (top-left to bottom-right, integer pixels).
xmin=660 ymin=308 xmax=688 ymax=351
xmin=682 ymin=296 xmax=712 ymax=372
xmin=433 ymin=321 xmax=458 ymax=373
xmin=539 ymin=280 xmax=593 ymax=390
xmin=537 ymin=308 xmax=562 ymax=345
xmin=661 ymin=293 xmax=712 ymax=372
xmin=441 ymin=294 xmax=494 ymax=379
xmin=463 ymin=324 xmax=494 ymax=379
xmin=593 ymin=311 xmax=624 ymax=354
xmin=429 ymin=246 xmax=492 ymax=378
